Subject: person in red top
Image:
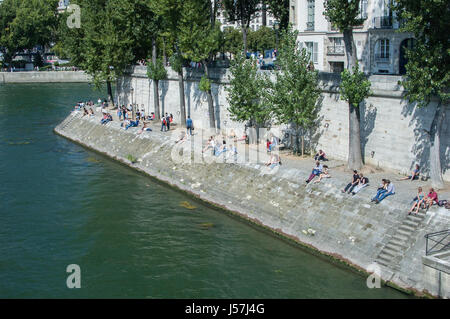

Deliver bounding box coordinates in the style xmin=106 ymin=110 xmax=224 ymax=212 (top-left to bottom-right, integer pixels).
xmin=424 ymin=188 xmax=438 ymax=209
xmin=266 ymin=139 xmax=272 ymax=153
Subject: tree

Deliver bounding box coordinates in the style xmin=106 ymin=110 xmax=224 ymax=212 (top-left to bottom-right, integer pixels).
xmin=223 ymin=27 xmax=243 ymax=58
xmin=324 ymin=0 xmax=367 ymax=169
xmin=248 ymin=26 xmax=276 ymax=53
xmin=60 ymin=0 xmax=137 ymax=104
xmin=147 ymin=57 xmax=167 ymax=120
xmin=150 ymin=0 xmax=187 ymax=127
xmin=340 ymin=63 xmax=372 ymax=161
xmin=0 ymin=0 xmax=59 ymax=70
xmin=264 ymin=0 xmax=289 ymax=31
xmin=179 ymin=0 xmax=221 ymax=129
xmin=222 ymin=0 xmax=260 ymax=54
xmin=268 ymin=29 xmax=320 ymax=155
xmin=226 ymin=53 xmax=270 ymax=143
xmin=394 ymin=0 xmax=450 ymax=189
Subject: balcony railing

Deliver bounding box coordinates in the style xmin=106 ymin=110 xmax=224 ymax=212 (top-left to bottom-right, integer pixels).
xmin=373 ymin=16 xmax=393 ymax=29
xmin=327 ymin=45 xmax=345 ymax=55
xmin=306 ymin=21 xmax=314 ymax=31
xmin=374 ymin=53 xmax=390 ymax=62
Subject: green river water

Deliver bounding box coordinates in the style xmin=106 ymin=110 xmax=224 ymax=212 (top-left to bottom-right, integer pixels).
xmin=0 ymin=83 xmax=410 ymax=298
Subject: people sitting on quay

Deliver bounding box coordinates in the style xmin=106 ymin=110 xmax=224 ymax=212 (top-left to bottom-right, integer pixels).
xmin=371 ymin=179 xmax=395 ymax=204
xmin=88 ymin=108 xmax=95 ymax=117
xmin=423 ymin=188 xmax=439 ymax=210
xmin=175 ymin=131 xmax=187 ymax=144
xmin=351 ymin=173 xmax=369 ymax=195
xmin=314 ymin=149 xmax=328 ymax=161
xmin=341 ymin=170 xmax=360 ymax=194
xmin=202 ymin=136 xmax=215 ymax=154
xmin=398 ymin=164 xmax=420 ymax=181
xmin=306 ymin=161 xmax=323 ymax=184
xmin=215 ymin=139 xmax=228 ymax=156
xmin=124 ymin=119 xmax=139 ymax=130
xmin=313 ymin=165 xmax=330 ymax=184
xmin=407 ymin=187 xmax=425 ymax=215
xmin=100 ymin=113 xmax=113 ymax=125
xmin=82 ymin=107 xmax=89 ymax=117
xmin=138 ymin=122 xmax=152 ymax=134
xmin=265 ymin=154 xmax=282 ymax=169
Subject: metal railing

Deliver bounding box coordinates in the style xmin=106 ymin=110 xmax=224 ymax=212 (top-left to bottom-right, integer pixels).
xmin=306 ymin=21 xmax=314 ymax=31
xmin=327 ymin=45 xmax=345 ymax=55
xmin=425 ymin=229 xmax=450 ymax=256
xmin=373 ymin=16 xmax=393 ymax=29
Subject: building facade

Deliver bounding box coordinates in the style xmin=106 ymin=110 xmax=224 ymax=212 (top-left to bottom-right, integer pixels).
xmin=291 ymin=0 xmax=414 ymax=75
xmin=217 ymin=3 xmax=277 ymax=31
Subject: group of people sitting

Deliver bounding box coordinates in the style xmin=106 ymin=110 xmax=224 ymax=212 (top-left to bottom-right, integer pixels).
xmin=202 ymin=136 xmax=237 ymax=157
xmin=100 ymin=113 xmax=113 ymax=125
xmin=306 ymin=161 xmax=330 ymax=184
xmin=82 ymin=107 xmax=95 ymax=117
xmin=341 ymin=170 xmax=369 ymax=196
xmin=407 ymin=187 xmax=440 ymax=215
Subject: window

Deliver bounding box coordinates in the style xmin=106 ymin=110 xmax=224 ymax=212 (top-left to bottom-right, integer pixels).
xmin=305 ymin=42 xmax=318 ymax=63
xmin=327 ymin=37 xmax=344 ymax=55
xmin=358 ymin=0 xmax=368 ymax=19
xmin=375 ymin=39 xmax=390 ymax=60
xmin=307 ymin=0 xmax=315 ymax=30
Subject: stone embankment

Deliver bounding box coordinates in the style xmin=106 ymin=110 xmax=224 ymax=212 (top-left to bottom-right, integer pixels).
xmin=0 ymin=71 xmax=91 ymax=83
xmin=55 ymin=111 xmax=450 ymax=298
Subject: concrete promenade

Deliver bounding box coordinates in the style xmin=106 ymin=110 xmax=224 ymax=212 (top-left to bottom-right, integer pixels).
xmin=55 ymin=110 xmax=450 ymax=297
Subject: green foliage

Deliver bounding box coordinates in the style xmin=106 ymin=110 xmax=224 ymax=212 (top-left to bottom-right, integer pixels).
xmin=264 ymin=0 xmax=290 ymax=31
xmin=169 ymin=53 xmax=184 ymax=73
xmin=0 ymin=0 xmax=59 ymax=67
xmin=147 ymin=57 xmax=167 ymax=81
xmin=223 ymin=27 xmax=243 ymax=56
xmin=126 ymin=154 xmax=138 ymax=163
xmin=248 ymin=26 xmax=276 ymax=52
xmin=394 ymin=0 xmax=450 ymax=106
xmin=226 ymin=53 xmax=270 ymax=125
xmin=323 ymin=0 xmax=365 ymax=31
xmin=178 ymin=0 xmax=221 ymax=64
xmin=199 ymin=75 xmax=211 ymax=92
xmin=221 ymin=0 xmax=260 ymax=27
xmin=268 ymin=29 xmax=320 ymax=129
xmin=340 ymin=63 xmax=372 ymax=108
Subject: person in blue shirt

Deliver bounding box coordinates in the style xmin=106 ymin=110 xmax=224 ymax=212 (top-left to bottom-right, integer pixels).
xmin=186 ymin=116 xmax=193 ymax=136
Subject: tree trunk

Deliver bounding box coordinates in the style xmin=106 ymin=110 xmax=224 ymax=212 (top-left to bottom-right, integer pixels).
xmin=162 ymin=38 xmax=167 ymax=67
xmin=429 ymin=101 xmax=445 ymax=189
xmin=203 ymin=62 xmax=216 ymax=129
xmin=107 ymin=80 xmax=114 ymax=106
xmin=262 ymin=4 xmax=267 ymax=26
xmin=348 ymin=102 xmax=363 ymax=170
xmin=242 ymin=25 xmax=248 ymax=55
xmin=152 ymin=38 xmax=160 ymax=120
xmin=343 ymin=29 xmax=357 ymax=71
xmin=343 ymin=28 xmax=363 ymax=170
xmin=175 ymin=46 xmax=187 ymax=127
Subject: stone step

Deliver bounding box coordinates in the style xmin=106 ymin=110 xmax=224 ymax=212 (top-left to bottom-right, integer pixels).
xmin=398 ymin=224 xmax=417 ymax=233
xmin=387 ymin=239 xmax=409 ymax=250
xmin=406 ymin=214 xmax=425 ymax=222
xmin=379 ymin=248 xmax=398 ymax=258
xmin=376 ymin=259 xmax=389 ymax=267
xmin=377 ymin=253 xmax=393 ymax=263
xmin=403 ymin=219 xmax=420 ymax=228
xmin=392 ymin=234 xmax=410 ymax=242
xmin=397 ymin=229 xmax=413 ymax=237
xmin=382 ymin=244 xmax=404 ymax=257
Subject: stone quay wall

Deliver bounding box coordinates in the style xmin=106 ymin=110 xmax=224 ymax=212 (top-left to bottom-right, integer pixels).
xmin=0 ymin=71 xmax=91 ymax=83
xmin=55 ymin=112 xmax=450 ymax=297
xmin=116 ymin=66 xmax=450 ymax=182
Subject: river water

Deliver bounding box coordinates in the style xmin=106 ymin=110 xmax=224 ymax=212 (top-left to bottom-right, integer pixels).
xmin=0 ymin=83 xmax=410 ymax=298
